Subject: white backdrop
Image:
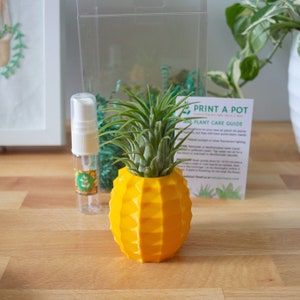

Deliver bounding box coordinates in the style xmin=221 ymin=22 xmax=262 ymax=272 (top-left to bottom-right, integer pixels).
xmin=64 ymin=0 xmax=291 ymax=121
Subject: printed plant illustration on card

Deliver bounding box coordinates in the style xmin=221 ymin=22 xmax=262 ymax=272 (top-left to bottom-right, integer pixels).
xmin=0 ymin=0 xmax=26 ymax=78
xmin=196 ymin=183 xmax=243 ymax=199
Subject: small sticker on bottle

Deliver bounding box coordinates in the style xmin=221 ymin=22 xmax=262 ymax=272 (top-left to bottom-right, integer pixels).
xmin=74 ymin=170 xmax=98 ymax=195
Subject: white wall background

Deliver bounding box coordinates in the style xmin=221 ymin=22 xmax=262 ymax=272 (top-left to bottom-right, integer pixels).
xmin=64 ymin=0 xmax=291 ymax=120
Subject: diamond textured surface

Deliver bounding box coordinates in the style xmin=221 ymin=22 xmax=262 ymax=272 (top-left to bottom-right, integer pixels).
xmin=109 ymin=167 xmax=192 ymax=262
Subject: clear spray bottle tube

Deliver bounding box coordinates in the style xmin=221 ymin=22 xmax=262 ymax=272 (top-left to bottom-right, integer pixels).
xmin=70 ymin=93 xmax=101 ymax=214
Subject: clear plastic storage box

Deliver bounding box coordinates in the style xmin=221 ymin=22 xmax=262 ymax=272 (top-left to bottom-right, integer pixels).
xmin=76 ymin=0 xmax=207 ymax=98
xmin=76 ymin=0 xmax=207 ymax=191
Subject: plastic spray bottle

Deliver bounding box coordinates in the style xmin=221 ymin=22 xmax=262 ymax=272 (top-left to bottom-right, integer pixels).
xmin=70 ymin=93 xmax=101 ymax=214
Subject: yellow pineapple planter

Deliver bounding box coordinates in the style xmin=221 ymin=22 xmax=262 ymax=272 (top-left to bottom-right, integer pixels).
xmin=99 ymin=86 xmax=197 ymax=263
xmin=110 ymin=166 xmax=192 ymax=262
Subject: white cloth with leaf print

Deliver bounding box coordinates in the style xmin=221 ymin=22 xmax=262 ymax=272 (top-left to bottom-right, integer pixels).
xmin=0 ymin=0 xmax=44 ymax=130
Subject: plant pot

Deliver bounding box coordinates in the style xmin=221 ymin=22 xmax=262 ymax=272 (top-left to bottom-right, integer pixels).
xmin=288 ymin=31 xmax=300 ymax=153
xmin=0 ymin=34 xmax=11 ymax=67
xmin=109 ymin=166 xmax=192 ymax=262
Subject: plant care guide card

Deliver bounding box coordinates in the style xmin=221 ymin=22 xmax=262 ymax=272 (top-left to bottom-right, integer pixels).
xmin=175 ymin=97 xmax=254 ymax=200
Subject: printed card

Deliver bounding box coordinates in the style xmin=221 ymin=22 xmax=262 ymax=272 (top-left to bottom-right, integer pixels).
xmin=176 ymin=97 xmax=254 ymax=200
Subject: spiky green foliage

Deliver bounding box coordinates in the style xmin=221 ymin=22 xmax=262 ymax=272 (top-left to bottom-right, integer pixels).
xmin=96 ymin=93 xmax=124 ymax=190
xmin=99 ymin=86 xmax=195 ymax=178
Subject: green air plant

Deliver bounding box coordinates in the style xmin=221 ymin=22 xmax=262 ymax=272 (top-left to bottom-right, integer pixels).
xmin=96 ymin=74 xmax=203 ymax=187
xmin=99 ymin=86 xmax=196 ymax=178
xmin=207 ymin=0 xmax=300 ymax=98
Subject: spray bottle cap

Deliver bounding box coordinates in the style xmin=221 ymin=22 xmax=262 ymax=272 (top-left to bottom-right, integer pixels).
xmin=70 ymin=93 xmax=99 ymax=156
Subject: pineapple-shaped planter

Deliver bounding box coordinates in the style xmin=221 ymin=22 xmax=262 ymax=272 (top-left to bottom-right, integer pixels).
xmin=110 ymin=166 xmax=191 ymax=262
xmin=100 ymin=86 xmax=195 ymax=262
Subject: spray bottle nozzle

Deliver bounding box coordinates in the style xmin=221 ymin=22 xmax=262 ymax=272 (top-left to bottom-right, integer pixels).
xmin=70 ymin=93 xmax=99 ymax=156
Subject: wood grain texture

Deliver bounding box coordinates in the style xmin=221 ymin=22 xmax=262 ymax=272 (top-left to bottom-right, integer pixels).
xmin=0 ymin=289 xmax=225 ymax=300
xmin=0 ymin=121 xmax=300 ymax=299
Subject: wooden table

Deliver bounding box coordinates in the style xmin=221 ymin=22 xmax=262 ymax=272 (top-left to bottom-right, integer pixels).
xmin=0 ymin=121 xmax=300 ymax=299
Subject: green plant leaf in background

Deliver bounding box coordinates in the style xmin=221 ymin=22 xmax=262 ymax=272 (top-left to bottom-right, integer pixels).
xmin=297 ymin=33 xmax=300 ymax=56
xmin=207 ymin=0 xmax=300 ymax=99
xmin=228 ymin=55 xmax=244 ymax=98
xmin=207 ymin=70 xmax=231 ymax=90
xmin=226 ymin=3 xmax=252 ymax=49
xmin=240 ymin=55 xmax=260 ymax=81
xmin=247 ymin=20 xmax=269 ymax=54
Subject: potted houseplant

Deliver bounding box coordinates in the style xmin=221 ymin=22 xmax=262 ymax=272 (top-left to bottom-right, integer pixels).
xmin=207 ymin=0 xmax=300 ymax=152
xmin=99 ymin=86 xmax=195 ymax=262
